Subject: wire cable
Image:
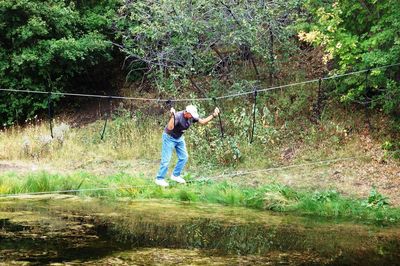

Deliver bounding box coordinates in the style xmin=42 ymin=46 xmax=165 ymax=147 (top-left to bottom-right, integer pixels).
xmin=0 ymin=88 xmax=212 ymax=102
xmin=216 ymin=63 xmax=400 ymax=100
xmin=0 ymin=155 xmax=368 ymax=198
xmin=208 ymin=155 xmax=368 ymax=179
xmin=0 ymin=63 xmax=399 ymax=102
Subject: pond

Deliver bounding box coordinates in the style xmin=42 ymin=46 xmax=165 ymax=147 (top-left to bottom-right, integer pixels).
xmin=0 ymin=195 xmax=399 ymax=265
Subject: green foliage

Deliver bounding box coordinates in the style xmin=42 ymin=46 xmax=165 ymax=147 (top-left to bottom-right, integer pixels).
xmin=187 ymin=119 xmax=244 ymax=167
xmin=228 ymin=104 xmax=278 ymax=144
xmin=382 ymin=140 xmax=400 ymax=159
xmin=312 ymin=189 xmax=339 ymax=203
xmin=0 ymin=0 xmax=120 ymax=125
xmin=298 ymin=0 xmax=400 ymax=116
xmin=362 ymin=187 xmax=390 ymax=209
xmin=177 ymin=189 xmax=197 ymax=202
xmin=186 ymin=98 xmax=280 ymax=167
xmin=115 ymin=0 xmax=298 ymax=94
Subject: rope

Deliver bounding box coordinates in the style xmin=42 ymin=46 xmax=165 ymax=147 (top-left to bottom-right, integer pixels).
xmin=47 ymin=92 xmax=53 ymax=138
xmin=250 ymin=88 xmax=257 ymax=143
xmin=166 ymin=99 xmax=176 ymax=126
xmin=364 ymin=69 xmax=372 ymax=130
xmin=0 ymin=185 xmax=157 ymax=198
xmin=216 ymin=63 xmax=400 ymax=100
xmin=0 ymin=88 xmax=212 ymax=102
xmin=100 ymin=96 xmax=112 ymax=140
xmin=208 ymin=155 xmax=368 ymax=179
xmin=0 ymin=63 xmax=399 ymax=102
xmin=0 ymin=155 xmax=368 ymax=198
xmin=212 ymin=97 xmax=224 ymax=138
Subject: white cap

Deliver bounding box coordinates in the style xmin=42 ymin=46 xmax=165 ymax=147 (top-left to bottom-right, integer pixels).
xmin=185 ymin=105 xmax=199 ymax=119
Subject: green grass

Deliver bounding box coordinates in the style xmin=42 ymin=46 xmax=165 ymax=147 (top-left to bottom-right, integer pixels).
xmin=1 ymin=171 xmax=400 ymax=225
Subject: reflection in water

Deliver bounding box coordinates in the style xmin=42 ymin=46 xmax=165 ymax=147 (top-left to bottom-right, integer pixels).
xmin=0 ymin=196 xmax=399 ymax=265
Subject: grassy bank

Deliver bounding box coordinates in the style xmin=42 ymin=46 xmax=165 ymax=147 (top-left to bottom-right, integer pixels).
xmin=1 ymin=86 xmax=399 ymax=223
xmin=1 ymin=171 xmax=399 ymax=225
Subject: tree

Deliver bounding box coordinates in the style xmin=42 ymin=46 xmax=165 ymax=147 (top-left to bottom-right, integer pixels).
xmin=0 ymin=0 xmax=120 ymax=125
xmin=115 ymin=0 xmax=298 ymax=95
xmin=298 ymin=0 xmax=400 ymax=116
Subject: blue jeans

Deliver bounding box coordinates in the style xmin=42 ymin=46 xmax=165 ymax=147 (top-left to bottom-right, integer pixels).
xmin=156 ymin=132 xmax=188 ymax=180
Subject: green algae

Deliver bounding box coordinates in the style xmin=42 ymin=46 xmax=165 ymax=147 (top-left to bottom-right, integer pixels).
xmin=0 ymin=196 xmax=399 ymax=265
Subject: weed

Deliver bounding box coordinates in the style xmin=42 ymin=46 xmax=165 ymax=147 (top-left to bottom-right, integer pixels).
xmin=362 ymin=187 xmax=390 ymax=209
xmin=312 ymin=190 xmax=339 ymax=203
xmin=178 ymin=189 xmax=197 ymax=202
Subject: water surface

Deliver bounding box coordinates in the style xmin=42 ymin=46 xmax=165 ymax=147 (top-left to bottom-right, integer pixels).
xmin=0 ymin=195 xmax=399 ymax=265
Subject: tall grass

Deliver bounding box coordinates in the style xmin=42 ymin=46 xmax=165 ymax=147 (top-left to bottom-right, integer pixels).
xmin=0 ymin=97 xmax=376 ymax=171
xmin=0 ymin=116 xmax=162 ymax=165
xmin=1 ymin=171 xmax=399 ymax=225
